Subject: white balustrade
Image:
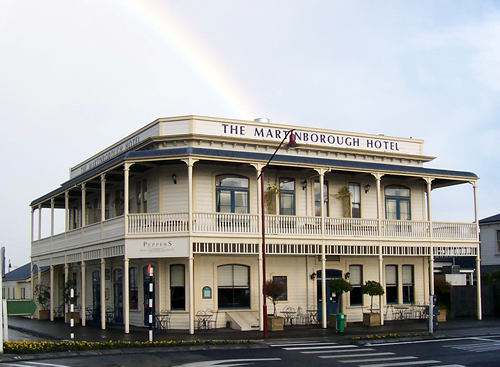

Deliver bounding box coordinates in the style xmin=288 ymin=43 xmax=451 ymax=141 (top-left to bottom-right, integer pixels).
xmin=380 ymin=220 xmax=430 ymax=238
xmin=193 ymin=213 xmax=258 ymax=233
xmin=128 ymin=213 xmax=188 ymax=234
xmin=432 ymin=221 xmax=477 ymax=240
xmin=325 ymin=218 xmax=378 ymax=237
xmin=265 ymin=215 xmax=322 ymax=235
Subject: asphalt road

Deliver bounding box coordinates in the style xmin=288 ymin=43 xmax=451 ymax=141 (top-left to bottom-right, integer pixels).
xmin=2 ymin=335 xmax=500 ymax=367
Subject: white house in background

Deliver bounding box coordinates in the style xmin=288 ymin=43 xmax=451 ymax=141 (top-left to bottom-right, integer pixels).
xmin=480 ymin=213 xmax=500 ymax=274
xmin=2 ymin=263 xmax=48 ymax=300
xmin=30 ymin=115 xmax=482 ymax=334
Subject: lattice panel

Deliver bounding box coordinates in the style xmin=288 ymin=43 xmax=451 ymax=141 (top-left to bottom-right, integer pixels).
xmin=434 ymin=246 xmax=477 ymax=257
xmin=103 ymin=245 xmax=124 ymax=258
xmin=193 ymin=242 xmax=258 ymax=254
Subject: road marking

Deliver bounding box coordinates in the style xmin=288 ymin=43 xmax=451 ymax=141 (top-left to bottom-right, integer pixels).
xmin=269 ymin=342 xmax=337 ymax=347
xmin=176 ymin=358 xmax=281 ymax=367
xmin=447 ymin=341 xmax=500 ymax=352
xmin=302 ymin=347 xmax=375 ymax=354
xmin=283 ymin=344 xmax=357 ymax=350
xmin=368 ymin=335 xmax=500 ymax=347
xmin=339 ymin=356 xmax=417 ymax=363
xmin=23 ymin=362 xmax=70 ymax=367
xmin=319 ymin=352 xmax=395 ymax=359
xmin=432 ymin=365 xmax=466 ymax=367
xmin=359 ymin=360 xmax=441 ymax=367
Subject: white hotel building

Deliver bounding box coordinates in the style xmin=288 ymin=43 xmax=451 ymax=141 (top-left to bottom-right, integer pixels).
xmin=30 ymin=116 xmax=481 ymax=333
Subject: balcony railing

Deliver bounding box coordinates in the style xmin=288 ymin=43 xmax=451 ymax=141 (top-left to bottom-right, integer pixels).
xmin=128 ymin=213 xmax=188 ymax=234
xmin=193 ymin=213 xmax=258 ymax=233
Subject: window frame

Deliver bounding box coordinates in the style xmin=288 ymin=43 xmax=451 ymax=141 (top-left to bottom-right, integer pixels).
xmin=402 ymin=264 xmax=415 ymax=304
xmin=129 ymin=267 xmax=138 ymax=310
xmin=384 ymin=185 xmax=411 ymax=220
xmin=497 ymin=230 xmax=500 ymax=253
xmin=215 ymin=174 xmax=250 ymax=214
xmin=279 ymin=178 xmax=296 ymax=215
xmin=385 ymin=264 xmax=398 ymax=305
xmin=272 ymin=275 xmax=288 ymax=301
xmin=170 ymin=264 xmax=186 ymax=311
xmin=349 ymin=183 xmax=361 ymax=218
xmin=349 ymin=264 xmax=363 ymax=306
xmin=314 ymin=180 xmax=329 ymax=217
xmin=217 ymin=264 xmax=250 ymax=309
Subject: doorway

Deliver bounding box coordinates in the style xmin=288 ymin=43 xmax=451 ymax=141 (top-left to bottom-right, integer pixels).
xmin=113 ymin=269 xmax=123 ymax=323
xmin=316 ymin=269 xmax=343 ymax=323
xmin=92 ymin=270 xmax=100 ymax=322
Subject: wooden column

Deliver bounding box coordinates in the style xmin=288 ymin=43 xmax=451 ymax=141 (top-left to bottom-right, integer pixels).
xmin=123 ymin=257 xmax=130 ymax=333
xmin=38 ymin=204 xmax=42 ymax=241
xmin=100 ymin=175 xmax=106 ymax=222
xmin=50 ymin=198 xmax=55 ymax=237
xmin=319 ymin=170 xmax=327 ymax=329
xmin=256 ymin=165 xmax=264 ymax=331
xmin=374 ymin=173 xmax=384 ymax=325
xmin=81 ymin=260 xmax=86 ymax=326
xmin=100 ymin=258 xmax=106 ymax=330
xmin=472 ymin=181 xmax=482 ymax=320
xmin=186 ymin=159 xmax=195 ymax=334
xmin=50 ymin=265 xmax=54 ymax=321
xmin=81 ymin=183 xmax=86 ymax=228
xmin=65 ymin=191 xmax=69 ymax=233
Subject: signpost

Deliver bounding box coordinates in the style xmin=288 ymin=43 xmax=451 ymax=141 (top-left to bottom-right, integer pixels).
xmin=147 ymin=264 xmax=154 ymax=342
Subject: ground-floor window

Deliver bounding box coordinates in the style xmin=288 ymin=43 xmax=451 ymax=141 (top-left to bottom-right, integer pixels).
xmin=349 ymin=265 xmax=363 ymax=306
xmin=386 ymin=265 xmax=398 ymax=304
xmin=272 ymin=275 xmax=287 ymax=301
xmin=218 ymin=264 xmax=250 ymax=308
xmin=170 ymin=264 xmax=185 ymax=310
xmin=129 ymin=267 xmax=138 ymax=310
xmin=402 ymin=265 xmax=414 ymax=304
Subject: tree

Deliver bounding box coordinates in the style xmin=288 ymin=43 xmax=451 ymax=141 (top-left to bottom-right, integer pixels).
xmin=34 ymin=284 xmax=50 ymax=310
xmin=329 ymin=278 xmax=353 ymax=313
xmin=361 ymin=280 xmax=384 ymax=313
xmin=266 ymin=279 xmax=285 ymax=316
xmin=63 ymin=279 xmax=78 ymax=305
xmin=335 ymin=186 xmax=352 ymax=218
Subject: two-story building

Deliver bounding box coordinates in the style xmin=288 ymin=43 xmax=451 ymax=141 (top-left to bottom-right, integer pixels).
xmin=30 ymin=115 xmax=481 ymax=334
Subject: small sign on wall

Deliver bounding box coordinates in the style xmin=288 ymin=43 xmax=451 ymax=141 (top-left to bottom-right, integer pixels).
xmin=202 ymin=286 xmax=212 ymax=299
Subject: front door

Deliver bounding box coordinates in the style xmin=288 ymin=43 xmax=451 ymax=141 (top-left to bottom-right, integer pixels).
xmin=92 ymin=270 xmax=100 ymax=322
xmin=316 ymin=269 xmax=342 ymax=323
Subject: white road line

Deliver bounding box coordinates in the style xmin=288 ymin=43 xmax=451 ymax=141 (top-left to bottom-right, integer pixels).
xmin=23 ymin=362 xmax=70 ymax=367
xmin=176 ymin=358 xmax=282 ymax=367
xmin=269 ymin=342 xmax=337 ymax=347
xmin=302 ymin=347 xmax=375 ymax=354
xmin=284 ymin=344 xmax=357 ymax=350
xmin=359 ymin=360 xmax=441 ymax=367
xmin=368 ymin=336 xmax=500 ymax=347
xmin=319 ymin=352 xmax=395 ymax=359
xmin=0 ymin=364 xmax=33 ymax=367
xmin=339 ymin=356 xmax=417 ymax=363
xmin=432 ymin=365 xmax=466 ymax=367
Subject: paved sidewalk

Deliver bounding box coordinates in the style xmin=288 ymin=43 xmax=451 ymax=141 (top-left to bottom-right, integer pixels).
xmin=8 ymin=316 xmax=500 ymax=343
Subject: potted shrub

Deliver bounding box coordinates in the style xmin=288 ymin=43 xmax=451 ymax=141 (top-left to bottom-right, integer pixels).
xmin=361 ymin=280 xmax=384 ymax=326
xmin=63 ymin=280 xmax=80 ymax=324
xmin=34 ymin=284 xmax=50 ymax=320
xmin=266 ymin=279 xmax=286 ymax=331
xmin=335 ymin=186 xmax=351 ymax=218
xmin=328 ymin=278 xmax=352 ymax=328
xmin=264 ymin=185 xmax=279 ymax=214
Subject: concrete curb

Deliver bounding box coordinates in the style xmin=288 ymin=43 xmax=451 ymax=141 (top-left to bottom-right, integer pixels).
xmin=0 ymin=342 xmax=267 ymax=362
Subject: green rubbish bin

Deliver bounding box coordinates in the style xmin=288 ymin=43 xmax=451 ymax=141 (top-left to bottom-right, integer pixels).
xmin=336 ymin=312 xmax=346 ymax=334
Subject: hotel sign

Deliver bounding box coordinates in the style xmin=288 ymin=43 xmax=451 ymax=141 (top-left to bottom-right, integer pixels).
xmin=70 ymin=124 xmax=159 ymax=179
xmin=127 ymin=237 xmax=189 ymax=258
xmin=193 ymin=120 xmax=423 ymax=156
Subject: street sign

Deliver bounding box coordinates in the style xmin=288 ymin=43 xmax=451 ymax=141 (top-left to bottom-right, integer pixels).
xmin=6 ymin=300 xmax=37 ymax=316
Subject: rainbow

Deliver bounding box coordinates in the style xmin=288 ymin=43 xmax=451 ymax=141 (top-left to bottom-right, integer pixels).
xmin=119 ymin=0 xmax=257 ymax=119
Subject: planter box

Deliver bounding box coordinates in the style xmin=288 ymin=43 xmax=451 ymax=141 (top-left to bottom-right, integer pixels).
xmin=328 ymin=314 xmax=348 ymax=329
xmin=363 ymin=312 xmax=381 ymax=326
xmin=437 ymin=309 xmax=447 ymax=322
xmin=65 ymin=312 xmax=80 ymax=324
xmin=267 ymin=316 xmax=284 ymax=331
xmin=38 ymin=310 xmax=50 ymax=320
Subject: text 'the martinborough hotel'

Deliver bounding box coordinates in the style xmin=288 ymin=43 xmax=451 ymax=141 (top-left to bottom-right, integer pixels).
xmin=30 ymin=116 xmax=481 ymax=334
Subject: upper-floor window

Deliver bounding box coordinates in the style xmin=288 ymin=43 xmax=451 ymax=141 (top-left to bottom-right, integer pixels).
xmin=314 ymin=180 xmax=329 ymax=216
xmin=279 ymin=178 xmax=295 ymax=215
xmin=385 ymin=185 xmax=411 ymax=220
xmin=216 ymin=175 xmax=249 ymax=213
xmin=349 ymin=183 xmax=361 ymax=218
xmin=135 ymin=179 xmax=148 ymax=213
xmin=497 ymin=230 xmax=500 ymax=252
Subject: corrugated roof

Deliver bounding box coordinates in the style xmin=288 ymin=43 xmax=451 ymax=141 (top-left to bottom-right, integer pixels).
xmin=479 ymin=213 xmax=500 ymax=225
xmin=31 ymin=147 xmax=478 ymax=206
xmin=3 ymin=263 xmax=49 ymax=281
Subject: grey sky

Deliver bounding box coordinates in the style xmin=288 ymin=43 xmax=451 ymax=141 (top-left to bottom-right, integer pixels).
xmin=1 ymin=0 xmax=498 ymax=268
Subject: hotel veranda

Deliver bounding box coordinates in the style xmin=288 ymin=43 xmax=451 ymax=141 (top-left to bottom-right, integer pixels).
xmin=30 ymin=116 xmax=481 ymax=333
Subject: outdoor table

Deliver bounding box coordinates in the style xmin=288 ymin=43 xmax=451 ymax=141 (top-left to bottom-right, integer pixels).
xmin=281 ymin=310 xmax=296 ymax=326
xmin=155 ymin=313 xmax=171 ymax=330
xmin=306 ymin=309 xmax=318 ymax=324
xmin=196 ymin=311 xmax=213 ymax=330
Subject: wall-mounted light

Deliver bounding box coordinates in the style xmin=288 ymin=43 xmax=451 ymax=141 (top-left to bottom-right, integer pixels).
xmin=344 ymin=272 xmax=351 ymax=280
xmin=364 ymin=184 xmax=371 ymax=193
xmin=302 ymin=179 xmax=307 ymax=190
xmin=310 ymin=272 xmax=316 ymax=280
xmin=172 ymin=174 xmax=177 ymax=184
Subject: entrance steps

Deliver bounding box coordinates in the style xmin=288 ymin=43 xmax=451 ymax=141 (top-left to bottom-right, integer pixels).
xmin=226 ymin=312 xmax=260 ymax=331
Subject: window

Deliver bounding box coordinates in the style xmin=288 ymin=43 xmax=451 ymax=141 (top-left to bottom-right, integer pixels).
xmin=114 ymin=189 xmax=124 ymax=216
xmin=272 ymin=275 xmax=287 ymax=301
xmin=279 ymin=178 xmax=295 ymax=215
xmin=385 ymin=186 xmax=411 ymax=220
xmin=21 ymin=288 xmax=26 ymax=299
xmin=349 ymin=265 xmax=363 ymax=306
xmin=170 ymin=264 xmax=185 ymax=310
xmin=349 ymin=183 xmax=361 ymax=218
xmin=314 ymin=180 xmax=329 ymax=216
xmin=216 ymin=175 xmax=249 ymax=213
xmin=402 ymin=265 xmax=414 ymax=304
xmin=135 ymin=179 xmax=148 ymax=213
xmin=386 ymin=265 xmax=398 ymax=304
xmin=129 ymin=267 xmax=138 ymax=310
xmin=497 ymin=230 xmax=500 ymax=252
xmin=218 ymin=264 xmax=250 ymax=308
